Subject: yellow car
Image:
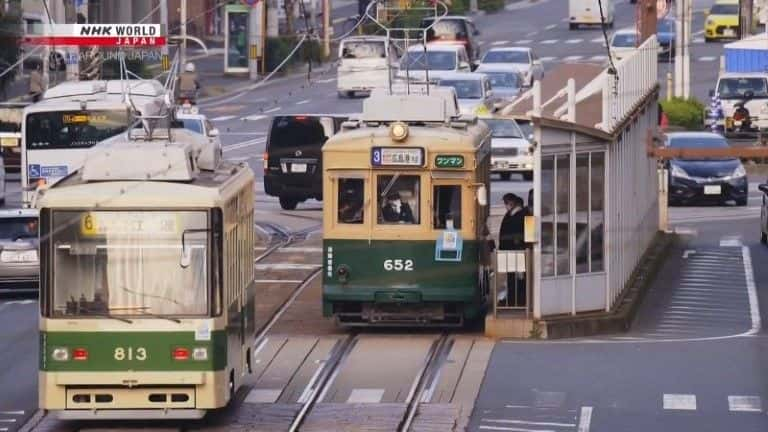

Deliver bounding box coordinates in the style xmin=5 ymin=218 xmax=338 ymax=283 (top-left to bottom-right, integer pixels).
xmin=705 ymin=0 xmax=740 ymax=42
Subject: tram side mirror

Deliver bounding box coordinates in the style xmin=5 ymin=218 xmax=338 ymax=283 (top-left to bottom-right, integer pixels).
xmin=477 ymin=185 xmax=488 ymax=207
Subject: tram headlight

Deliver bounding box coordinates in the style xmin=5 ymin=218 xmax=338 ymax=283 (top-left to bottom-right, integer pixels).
xmin=193 ymin=347 xmax=208 ymax=361
xmin=337 ymin=265 xmax=350 ymax=283
xmin=51 ymin=347 xmax=69 ymax=362
xmin=389 ymin=122 xmax=409 ymax=142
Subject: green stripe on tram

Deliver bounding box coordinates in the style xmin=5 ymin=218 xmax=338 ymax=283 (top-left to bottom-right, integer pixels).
xmin=40 ymin=330 xmax=227 ymax=372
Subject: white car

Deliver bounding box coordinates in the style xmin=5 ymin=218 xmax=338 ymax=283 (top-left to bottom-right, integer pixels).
xmin=477 ymin=47 xmax=544 ymax=87
xmin=174 ymin=105 xmax=223 ymax=155
xmin=436 ymin=72 xmax=497 ymax=117
xmin=337 ymin=36 xmax=399 ymax=98
xmin=484 ymin=118 xmax=533 ymax=181
xmin=396 ymin=45 xmax=472 ymax=83
xmin=609 ymin=29 xmax=638 ymax=62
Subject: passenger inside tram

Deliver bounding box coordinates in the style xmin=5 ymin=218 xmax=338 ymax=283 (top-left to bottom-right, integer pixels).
xmin=338 ymin=179 xmax=364 ymax=224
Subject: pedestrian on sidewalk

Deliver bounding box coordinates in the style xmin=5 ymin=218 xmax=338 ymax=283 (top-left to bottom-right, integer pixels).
xmin=29 ymin=64 xmax=44 ymax=102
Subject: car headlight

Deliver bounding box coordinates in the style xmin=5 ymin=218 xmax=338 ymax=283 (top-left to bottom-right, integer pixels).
xmin=670 ymin=164 xmax=690 ymax=179
xmin=706 ymin=18 xmax=714 ymax=26
xmin=731 ymin=164 xmax=746 ymax=178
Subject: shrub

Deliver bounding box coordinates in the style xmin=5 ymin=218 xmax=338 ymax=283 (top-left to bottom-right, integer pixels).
xmin=266 ymin=36 xmax=325 ymax=73
xmin=660 ymin=97 xmax=705 ymax=130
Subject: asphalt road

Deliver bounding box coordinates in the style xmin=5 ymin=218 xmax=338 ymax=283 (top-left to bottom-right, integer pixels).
xmin=1 ymin=0 xmax=765 ymax=431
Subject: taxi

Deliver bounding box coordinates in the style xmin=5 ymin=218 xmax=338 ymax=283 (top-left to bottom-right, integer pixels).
xmin=705 ymin=0 xmax=740 ymax=42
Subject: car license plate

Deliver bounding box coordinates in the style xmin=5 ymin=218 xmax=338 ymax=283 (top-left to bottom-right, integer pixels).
xmin=704 ymin=185 xmax=722 ymax=195
xmin=724 ymin=29 xmax=736 ymax=37
xmin=291 ymin=163 xmax=307 ymax=173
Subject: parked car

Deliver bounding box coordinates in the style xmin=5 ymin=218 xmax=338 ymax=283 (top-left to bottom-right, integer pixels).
xmin=477 ymin=47 xmax=544 ymax=87
xmin=0 ymin=209 xmax=39 ymax=292
xmin=666 ymin=132 xmax=748 ymax=206
xmin=705 ymin=0 xmax=739 ymax=42
xmin=264 ymin=114 xmax=348 ymax=210
xmin=485 ymin=118 xmax=533 ymax=181
xmin=420 ymin=15 xmax=481 ymax=63
xmin=396 ymin=44 xmax=472 ymax=83
xmin=436 ymin=72 xmax=497 ymax=117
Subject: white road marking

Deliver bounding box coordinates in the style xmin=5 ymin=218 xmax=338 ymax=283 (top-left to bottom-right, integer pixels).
xmin=228 ymin=156 xmax=251 ymax=161
xmin=296 ymin=99 xmax=311 ymax=105
xmin=693 ymin=38 xmax=705 ymax=44
xmin=316 ymin=78 xmax=336 ymax=83
xmin=682 ymin=249 xmax=696 ymax=259
xmin=264 ymin=107 xmax=282 ymax=114
xmin=742 ymin=245 xmax=761 ymax=334
xmin=347 ymin=388 xmax=385 ymax=403
xmin=673 ymin=226 xmax=698 ymax=235
xmin=719 ymin=235 xmax=742 ymax=247
xmin=694 ymin=29 xmax=705 ymax=36
xmin=565 ymin=39 xmax=583 ymax=44
xmin=245 ymin=389 xmax=282 ymax=403
xmin=1 ymin=300 xmax=35 ymax=306
xmin=482 ymin=419 xmax=576 ymax=427
xmin=563 ymin=55 xmax=583 ymax=61
xmin=590 ymin=55 xmax=608 ymax=61
xmin=545 ymin=24 xmax=557 ymax=30
xmin=479 ymin=426 xmax=557 ymax=432
xmin=540 ymin=39 xmax=558 ymax=44
xmin=663 ymin=394 xmax=697 ymax=410
xmin=540 ymin=57 xmax=557 ymax=62
xmin=591 ymin=37 xmax=605 ymax=43
xmin=698 ymin=56 xmax=717 ymax=62
xmin=223 ymin=138 xmax=266 ymax=153
xmin=210 ymin=115 xmax=237 ymax=121
xmin=0 ymin=412 xmax=23 ymax=416
xmin=728 ymin=395 xmax=762 ymax=412
xmin=577 ymin=406 xmax=593 ymax=432
xmin=0 ymin=419 xmax=15 ymax=423
xmin=242 ymin=114 xmax=267 ymax=122
xmin=491 ymin=40 xmax=511 ymax=46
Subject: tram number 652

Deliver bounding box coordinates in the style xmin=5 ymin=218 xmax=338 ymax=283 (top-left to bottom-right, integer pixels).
xmin=114 ymin=347 xmax=147 ymax=361
xmin=383 ymin=259 xmax=414 ymax=271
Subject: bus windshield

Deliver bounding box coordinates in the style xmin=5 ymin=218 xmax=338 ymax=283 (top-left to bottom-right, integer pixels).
xmin=49 ymin=210 xmax=210 ymax=318
xmin=25 ymin=109 xmax=130 ymax=150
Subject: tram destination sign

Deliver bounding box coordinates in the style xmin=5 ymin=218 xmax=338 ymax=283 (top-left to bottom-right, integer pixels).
xmin=435 ymin=155 xmax=464 ymax=168
xmin=371 ymin=147 xmax=425 ymax=167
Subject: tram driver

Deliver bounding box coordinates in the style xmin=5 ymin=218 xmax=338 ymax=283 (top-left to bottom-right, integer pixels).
xmin=339 ymin=180 xmax=364 ymax=224
xmin=382 ymin=191 xmax=415 ymax=224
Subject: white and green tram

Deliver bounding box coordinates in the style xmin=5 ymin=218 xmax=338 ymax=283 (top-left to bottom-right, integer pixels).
xmin=37 ymin=127 xmax=256 ymax=419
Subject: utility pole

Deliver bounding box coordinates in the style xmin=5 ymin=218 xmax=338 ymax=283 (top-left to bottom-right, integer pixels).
xmin=160 ymin=0 xmax=169 ymax=72
xmin=683 ymin=0 xmax=691 ymax=98
xmin=674 ymin=0 xmax=691 ymax=98
xmin=323 ymin=0 xmax=330 ymax=57
xmin=180 ymin=0 xmax=187 ymax=69
xmin=740 ymin=0 xmax=754 ymax=38
xmin=249 ymin=2 xmax=265 ymax=80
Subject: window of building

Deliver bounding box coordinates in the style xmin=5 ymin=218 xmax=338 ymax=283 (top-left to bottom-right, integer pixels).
xmin=377 ymin=175 xmax=420 ymax=224
xmin=337 ymin=178 xmax=365 ymax=224
xmin=433 ymin=185 xmax=462 ymax=229
xmin=555 ymin=154 xmax=570 ymax=276
xmin=573 ymin=152 xmax=606 ymax=275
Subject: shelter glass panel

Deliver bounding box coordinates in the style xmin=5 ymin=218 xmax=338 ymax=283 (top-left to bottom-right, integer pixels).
xmin=556 ymin=155 xmax=570 ymax=276
xmin=338 ymin=178 xmax=365 ymax=224
xmin=590 ymin=152 xmax=605 ymax=272
xmin=377 ymin=175 xmax=420 ymax=224
xmin=433 ymin=185 xmax=462 ymax=229
xmin=576 ymin=153 xmax=590 ymax=274
xmin=541 ymin=156 xmax=555 ymax=277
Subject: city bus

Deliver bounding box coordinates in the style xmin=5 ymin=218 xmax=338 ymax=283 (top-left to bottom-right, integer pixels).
xmin=21 ymin=80 xmax=166 ymax=205
xmin=37 ymin=126 xmax=256 ymax=419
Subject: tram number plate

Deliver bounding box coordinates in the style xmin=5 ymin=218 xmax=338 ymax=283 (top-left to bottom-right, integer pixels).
xmin=371 ymin=147 xmax=424 ymax=167
xmin=114 ymin=347 xmax=147 ymax=361
xmin=384 ymin=259 xmax=414 ymax=271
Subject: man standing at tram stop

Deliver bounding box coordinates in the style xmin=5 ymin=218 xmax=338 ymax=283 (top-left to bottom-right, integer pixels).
xmin=499 ymin=193 xmax=526 ymax=307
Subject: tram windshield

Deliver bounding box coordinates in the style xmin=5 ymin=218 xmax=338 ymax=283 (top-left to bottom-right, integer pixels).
xmin=378 ymin=175 xmax=420 ymax=224
xmin=49 ymin=210 xmax=209 ymax=318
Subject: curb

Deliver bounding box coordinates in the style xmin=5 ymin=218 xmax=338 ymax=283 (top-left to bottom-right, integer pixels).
xmin=539 ymin=231 xmax=675 ymax=339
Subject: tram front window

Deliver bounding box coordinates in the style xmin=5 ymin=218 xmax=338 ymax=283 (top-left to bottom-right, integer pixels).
xmin=49 ymin=210 xmax=209 ymax=318
xmin=378 ymin=175 xmax=420 ymax=224
xmin=433 ymin=185 xmax=462 ymax=229
xmin=338 ymin=178 xmax=365 ymax=224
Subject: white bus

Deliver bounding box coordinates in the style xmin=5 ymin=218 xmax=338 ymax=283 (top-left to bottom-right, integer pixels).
xmin=21 ymin=80 xmax=166 ymax=205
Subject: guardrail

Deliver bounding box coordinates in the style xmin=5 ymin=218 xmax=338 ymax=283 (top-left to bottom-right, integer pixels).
xmin=492 ymin=249 xmax=532 ymax=317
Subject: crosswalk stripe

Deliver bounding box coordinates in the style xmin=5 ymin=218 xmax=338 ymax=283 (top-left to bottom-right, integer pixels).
xmin=540 ymin=56 xmax=556 ymax=62
xmin=491 ymin=40 xmax=510 ymax=46
xmin=564 ymin=55 xmax=583 ymax=61
xmin=591 ymin=37 xmax=605 ymax=43
xmin=698 ymin=56 xmax=717 ymax=62
xmin=540 ymin=39 xmax=558 ymax=44
xmin=565 ymin=39 xmax=583 ymax=44
xmin=242 ymin=114 xmax=267 ymax=122
xmin=663 ymin=394 xmax=696 ymax=410
xmin=211 ymin=115 xmax=237 ymax=121
xmin=728 ymin=395 xmax=762 ymax=412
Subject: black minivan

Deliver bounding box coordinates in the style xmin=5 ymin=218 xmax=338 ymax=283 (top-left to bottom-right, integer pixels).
xmin=264 ymin=115 xmax=348 ymax=210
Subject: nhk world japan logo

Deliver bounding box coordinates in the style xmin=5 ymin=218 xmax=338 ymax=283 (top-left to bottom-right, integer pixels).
xmin=22 ymin=24 xmax=166 ymax=47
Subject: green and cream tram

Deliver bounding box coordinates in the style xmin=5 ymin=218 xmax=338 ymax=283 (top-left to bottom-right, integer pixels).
xmin=37 ymin=128 xmax=256 ymax=419
xmin=322 ymin=88 xmax=492 ymax=326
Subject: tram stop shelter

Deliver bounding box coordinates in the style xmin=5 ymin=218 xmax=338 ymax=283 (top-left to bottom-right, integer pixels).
xmin=488 ymin=37 xmax=662 ymax=338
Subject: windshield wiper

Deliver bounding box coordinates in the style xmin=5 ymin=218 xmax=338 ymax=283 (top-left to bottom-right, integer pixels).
xmin=110 ymin=306 xmax=181 ymax=324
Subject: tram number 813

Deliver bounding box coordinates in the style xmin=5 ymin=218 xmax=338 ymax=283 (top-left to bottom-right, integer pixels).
xmin=114 ymin=347 xmax=148 ymax=361
xmin=383 ymin=259 xmax=414 ymax=271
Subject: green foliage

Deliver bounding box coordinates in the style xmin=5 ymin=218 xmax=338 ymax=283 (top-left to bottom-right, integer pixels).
xmin=447 ymin=0 xmax=469 ymax=14
xmin=265 ymin=37 xmax=324 ymax=73
xmin=661 ymin=97 xmax=705 ymax=130
xmin=478 ymin=0 xmax=505 ymax=13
